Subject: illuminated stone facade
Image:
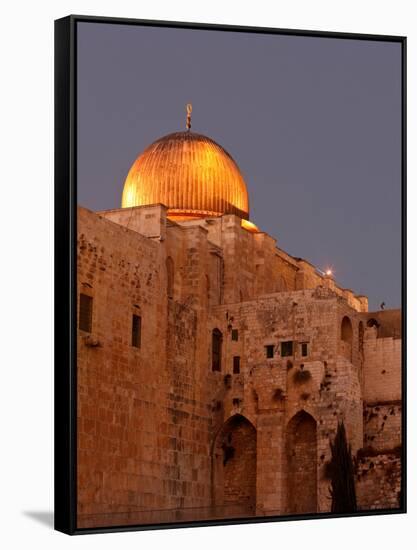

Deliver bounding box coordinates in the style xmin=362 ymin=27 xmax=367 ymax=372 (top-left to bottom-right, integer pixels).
xmin=76 ymin=203 xmax=402 ymax=528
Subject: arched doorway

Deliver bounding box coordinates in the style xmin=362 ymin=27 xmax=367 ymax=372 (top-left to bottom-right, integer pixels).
xmin=286 ymin=410 xmax=317 ymax=514
xmin=213 ymin=415 xmax=257 ymax=515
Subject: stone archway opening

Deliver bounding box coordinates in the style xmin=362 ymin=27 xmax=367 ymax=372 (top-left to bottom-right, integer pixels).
xmin=340 ymin=315 xmax=353 ymax=360
xmin=213 ymin=415 xmax=257 ymax=516
xmin=286 ymin=410 xmax=317 ymax=514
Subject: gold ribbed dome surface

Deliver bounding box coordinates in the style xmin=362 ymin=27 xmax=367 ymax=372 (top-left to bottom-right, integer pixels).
xmin=121 ymin=131 xmax=249 ymax=220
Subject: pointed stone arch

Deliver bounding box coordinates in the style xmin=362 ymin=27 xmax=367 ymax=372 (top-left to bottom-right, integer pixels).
xmin=212 ymin=414 xmax=257 ymax=515
xmin=286 ymin=410 xmax=317 ymax=514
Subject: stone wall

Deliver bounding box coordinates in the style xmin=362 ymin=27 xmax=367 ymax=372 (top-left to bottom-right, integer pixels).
xmin=363 ymin=332 xmax=402 ymax=403
xmin=362 ymin=309 xmax=402 ymax=338
xmin=356 ymin=452 xmax=401 ymax=511
xmin=171 ymin=213 xmax=367 ymax=310
xmin=77 ymin=207 xmax=217 ymax=528
xmin=77 ymin=204 xmax=402 ymax=527
xmin=363 ymin=402 xmax=401 ymax=451
xmin=210 ymin=289 xmax=364 ymax=515
xmin=77 ymin=206 xmax=167 ymax=523
xmin=100 ymin=204 xmax=167 ymax=240
xmin=286 ymin=411 xmax=317 ymax=514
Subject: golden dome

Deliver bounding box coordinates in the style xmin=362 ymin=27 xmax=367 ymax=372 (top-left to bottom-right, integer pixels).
xmin=121 ymin=130 xmax=249 ymax=221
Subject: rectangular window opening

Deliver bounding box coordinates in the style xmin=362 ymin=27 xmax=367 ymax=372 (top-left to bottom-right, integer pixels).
xmin=281 ymin=341 xmax=293 ymax=357
xmin=231 ymin=329 xmax=239 ymax=341
xmin=132 ymin=314 xmax=142 ymax=348
xmin=233 ymin=356 xmax=241 ymax=374
xmin=265 ymin=345 xmax=274 ymax=359
xmin=301 ymin=342 xmax=308 ymax=357
xmin=79 ymin=293 xmax=93 ymax=333
xmin=212 ymin=329 xmax=222 ymax=372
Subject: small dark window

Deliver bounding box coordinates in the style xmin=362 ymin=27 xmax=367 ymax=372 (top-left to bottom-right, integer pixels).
xmin=231 ymin=329 xmax=239 ymax=341
xmin=79 ymin=293 xmax=93 ymax=333
xmin=132 ymin=314 xmax=141 ymax=348
xmin=281 ymin=341 xmax=293 ymax=357
xmin=265 ymin=345 xmax=274 ymax=359
xmin=212 ymin=329 xmax=222 ymax=371
xmin=233 ymin=356 xmax=240 ymax=374
xmin=301 ymin=342 xmax=308 ymax=357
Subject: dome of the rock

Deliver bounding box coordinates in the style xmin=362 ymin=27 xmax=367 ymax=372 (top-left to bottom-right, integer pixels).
xmin=121 ymin=130 xmax=250 ymax=221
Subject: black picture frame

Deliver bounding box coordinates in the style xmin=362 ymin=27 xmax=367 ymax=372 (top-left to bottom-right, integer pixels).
xmin=54 ymin=14 xmax=407 ymax=535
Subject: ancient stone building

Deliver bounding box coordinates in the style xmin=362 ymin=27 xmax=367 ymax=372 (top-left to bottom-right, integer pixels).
xmin=77 ymin=113 xmax=402 ymax=528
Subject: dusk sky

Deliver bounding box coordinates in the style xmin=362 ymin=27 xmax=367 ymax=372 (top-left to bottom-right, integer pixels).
xmin=77 ymin=22 xmax=402 ymax=310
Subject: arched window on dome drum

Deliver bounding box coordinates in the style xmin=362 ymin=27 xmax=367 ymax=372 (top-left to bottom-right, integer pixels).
xmin=166 ymin=256 xmax=174 ymax=299
xmin=212 ymin=328 xmax=223 ymax=372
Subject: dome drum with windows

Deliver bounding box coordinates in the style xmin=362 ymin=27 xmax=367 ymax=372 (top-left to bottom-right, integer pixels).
xmin=121 ymin=105 xmax=258 ymax=232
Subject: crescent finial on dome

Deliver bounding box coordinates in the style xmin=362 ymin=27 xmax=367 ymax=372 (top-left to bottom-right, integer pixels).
xmin=121 ymin=119 xmax=250 ymax=222
xmin=186 ymin=103 xmax=192 ymax=130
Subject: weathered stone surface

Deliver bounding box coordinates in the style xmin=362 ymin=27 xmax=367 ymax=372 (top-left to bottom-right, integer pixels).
xmin=76 ymin=205 xmax=402 ymax=528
